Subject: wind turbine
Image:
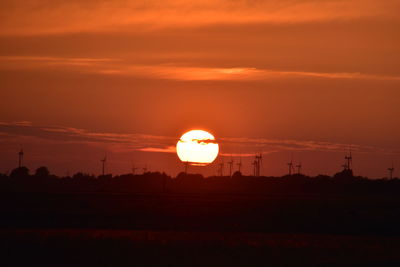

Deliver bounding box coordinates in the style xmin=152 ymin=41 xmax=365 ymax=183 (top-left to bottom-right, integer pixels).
xmin=252 ymin=154 xmax=262 ymax=177
xmin=184 ymin=160 xmax=189 ymax=174
xmin=345 ymin=147 xmax=353 ymax=170
xmin=227 ymin=157 xmax=234 ymax=177
xmin=18 ymin=149 xmax=24 ymax=168
xmin=255 ymin=154 xmax=262 ymax=177
xmin=236 ymin=157 xmax=242 ymax=173
xmin=143 ymin=164 xmax=148 ymax=174
xmin=296 ymin=162 xmax=302 ymax=175
xmin=252 ymin=158 xmax=258 ymax=177
xmin=131 ymin=162 xmax=137 ymax=175
xmin=287 ymin=155 xmax=294 ymax=176
xmin=101 ymin=154 xmax=107 ymax=176
xmin=388 ymin=163 xmax=395 ymax=179
xmin=342 ymin=163 xmax=348 ymax=171
xmin=218 ymin=160 xmax=224 ymax=177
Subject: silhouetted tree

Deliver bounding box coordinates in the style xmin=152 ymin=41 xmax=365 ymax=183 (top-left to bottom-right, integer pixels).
xmin=98 ymin=174 xmax=113 ymax=180
xmin=176 ymin=172 xmax=204 ymax=182
xmin=35 ymin=166 xmax=50 ymax=177
xmin=10 ymin=167 xmax=29 ymax=179
xmin=232 ymin=171 xmax=242 ymax=179
xmin=73 ymin=172 xmax=94 ymax=180
xmin=334 ymin=169 xmax=355 ymax=181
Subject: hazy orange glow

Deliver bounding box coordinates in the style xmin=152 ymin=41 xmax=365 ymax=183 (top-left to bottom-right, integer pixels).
xmin=176 ymin=130 xmax=219 ymax=166
xmin=0 ymin=0 xmax=399 ymax=178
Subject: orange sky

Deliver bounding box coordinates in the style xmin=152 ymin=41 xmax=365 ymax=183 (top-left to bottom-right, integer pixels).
xmin=0 ymin=0 xmax=400 ymax=177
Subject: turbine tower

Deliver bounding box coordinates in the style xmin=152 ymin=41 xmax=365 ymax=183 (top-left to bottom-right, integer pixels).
xmin=388 ymin=163 xmax=395 ymax=179
xmin=287 ymin=156 xmax=294 ymax=176
xmin=143 ymin=164 xmax=148 ymax=174
xmin=227 ymin=158 xmax=234 ymax=177
xmin=342 ymin=163 xmax=348 ymax=170
xmin=184 ymin=160 xmax=189 ymax=174
xmin=256 ymin=154 xmax=262 ymax=177
xmin=101 ymin=154 xmax=107 ymax=176
xmin=236 ymin=157 xmax=242 ymax=173
xmin=296 ymin=162 xmax=302 ymax=175
xmin=252 ymin=159 xmax=258 ymax=176
xmin=343 ymin=148 xmax=353 ymax=170
xmin=18 ymin=149 xmax=24 ymax=168
xmin=218 ymin=160 xmax=224 ymax=177
xmin=253 ymin=154 xmax=262 ymax=177
xmin=131 ymin=162 xmax=137 ymax=175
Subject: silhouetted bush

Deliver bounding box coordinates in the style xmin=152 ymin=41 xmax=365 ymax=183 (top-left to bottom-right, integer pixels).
xmin=35 ymin=166 xmax=50 ymax=177
xmin=1 ymin=165 xmax=399 ymax=195
xmin=10 ymin=167 xmax=29 ymax=179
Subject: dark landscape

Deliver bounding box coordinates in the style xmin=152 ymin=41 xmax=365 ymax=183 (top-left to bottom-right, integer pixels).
xmin=2 ymin=168 xmax=400 ymax=266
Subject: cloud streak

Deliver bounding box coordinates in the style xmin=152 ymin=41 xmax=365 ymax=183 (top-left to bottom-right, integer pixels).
xmin=1 ymin=0 xmax=399 ymax=36
xmin=0 ymin=121 xmax=395 ymax=157
xmin=1 ymin=56 xmax=400 ymax=82
xmin=0 ymin=121 xmax=176 ymax=153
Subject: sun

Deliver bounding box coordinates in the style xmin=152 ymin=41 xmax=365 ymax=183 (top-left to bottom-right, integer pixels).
xmin=176 ymin=130 xmax=219 ymax=166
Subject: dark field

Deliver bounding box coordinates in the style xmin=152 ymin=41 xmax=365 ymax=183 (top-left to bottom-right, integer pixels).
xmin=2 ymin=192 xmax=400 ymax=266
xmin=3 ymin=229 xmax=400 ymax=266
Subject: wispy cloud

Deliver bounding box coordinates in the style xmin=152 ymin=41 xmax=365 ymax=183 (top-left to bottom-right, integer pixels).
xmin=0 ymin=121 xmax=395 ymax=157
xmin=104 ymin=65 xmax=400 ymax=81
xmin=1 ymin=0 xmax=399 ymax=36
xmin=0 ymin=121 xmax=176 ymax=154
xmin=138 ymin=146 xmax=176 ymax=153
xmin=219 ymin=136 xmax=386 ymax=155
xmin=0 ymin=56 xmax=118 ymax=71
xmin=1 ymin=56 xmax=400 ymax=82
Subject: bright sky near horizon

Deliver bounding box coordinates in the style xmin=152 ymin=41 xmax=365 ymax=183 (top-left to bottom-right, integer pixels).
xmin=0 ymin=0 xmax=400 ymax=177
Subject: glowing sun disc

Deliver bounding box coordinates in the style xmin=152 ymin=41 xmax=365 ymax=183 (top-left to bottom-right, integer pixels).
xmin=176 ymin=130 xmax=219 ymax=166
